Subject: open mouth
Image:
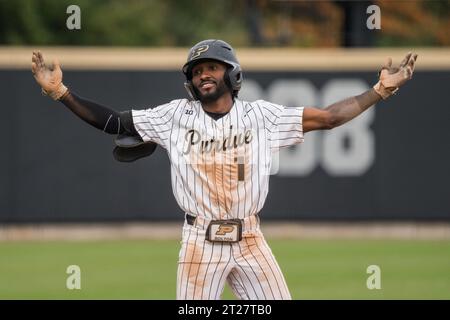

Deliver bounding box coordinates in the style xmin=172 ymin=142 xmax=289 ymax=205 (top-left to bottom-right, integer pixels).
xmin=200 ymin=81 xmax=216 ymax=89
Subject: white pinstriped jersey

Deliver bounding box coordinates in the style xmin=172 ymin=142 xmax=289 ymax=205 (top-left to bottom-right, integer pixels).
xmin=132 ymin=98 xmax=304 ymax=221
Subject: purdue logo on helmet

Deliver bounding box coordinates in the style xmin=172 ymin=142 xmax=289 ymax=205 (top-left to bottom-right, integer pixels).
xmin=190 ymin=45 xmax=209 ymax=60
xmin=182 ymin=39 xmax=243 ymax=100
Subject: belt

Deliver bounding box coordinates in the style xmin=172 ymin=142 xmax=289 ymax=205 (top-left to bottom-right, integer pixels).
xmin=185 ymin=214 xmax=247 ymax=226
xmin=185 ymin=213 xmax=260 ymax=233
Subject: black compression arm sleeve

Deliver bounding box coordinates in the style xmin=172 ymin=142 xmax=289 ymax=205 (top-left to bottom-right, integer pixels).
xmin=59 ymin=91 xmax=137 ymax=135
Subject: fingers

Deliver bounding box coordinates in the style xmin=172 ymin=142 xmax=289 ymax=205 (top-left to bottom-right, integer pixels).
xmin=382 ymin=57 xmax=392 ymax=70
xmin=31 ymin=53 xmax=37 ymax=67
xmin=405 ymin=52 xmax=418 ymax=78
xmin=31 ymin=51 xmax=39 ymax=66
xmin=31 ymin=62 xmax=37 ymax=75
xmin=52 ymin=58 xmax=61 ymax=71
xmin=32 ymin=50 xmax=58 ymax=75
xmin=408 ymin=55 xmax=416 ymax=73
xmin=32 ymin=50 xmax=44 ymax=69
xmin=410 ymin=53 xmax=418 ymax=69
xmin=31 ymin=51 xmax=42 ymax=75
xmin=404 ymin=66 xmax=412 ymax=79
xmin=38 ymin=51 xmax=45 ymax=68
xmin=399 ymin=52 xmax=412 ymax=68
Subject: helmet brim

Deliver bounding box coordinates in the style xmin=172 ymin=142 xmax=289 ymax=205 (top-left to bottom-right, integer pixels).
xmin=182 ymin=58 xmax=231 ymax=77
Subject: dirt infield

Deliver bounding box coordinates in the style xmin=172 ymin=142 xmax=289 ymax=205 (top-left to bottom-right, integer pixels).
xmin=1 ymin=221 xmax=450 ymax=241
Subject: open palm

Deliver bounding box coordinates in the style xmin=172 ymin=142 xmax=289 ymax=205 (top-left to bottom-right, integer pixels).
xmin=31 ymin=51 xmax=63 ymax=94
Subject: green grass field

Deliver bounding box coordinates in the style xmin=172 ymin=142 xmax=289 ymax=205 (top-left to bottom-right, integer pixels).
xmin=1 ymin=239 xmax=449 ymax=299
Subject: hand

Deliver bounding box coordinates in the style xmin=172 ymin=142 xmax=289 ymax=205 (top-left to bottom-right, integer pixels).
xmin=373 ymin=52 xmax=418 ymax=99
xmin=31 ymin=51 xmax=68 ymax=100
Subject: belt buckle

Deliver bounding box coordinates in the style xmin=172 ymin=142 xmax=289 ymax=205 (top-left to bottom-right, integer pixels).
xmin=206 ymin=219 xmax=242 ymax=243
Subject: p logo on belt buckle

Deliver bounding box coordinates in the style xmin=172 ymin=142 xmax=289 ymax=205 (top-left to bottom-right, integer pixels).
xmin=206 ymin=219 xmax=242 ymax=243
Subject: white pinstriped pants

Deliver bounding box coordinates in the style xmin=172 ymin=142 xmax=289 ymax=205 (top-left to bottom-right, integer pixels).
xmin=176 ymin=216 xmax=292 ymax=300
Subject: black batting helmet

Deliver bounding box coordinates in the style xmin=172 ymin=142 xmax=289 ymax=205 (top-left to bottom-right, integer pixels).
xmin=182 ymin=39 xmax=243 ymax=100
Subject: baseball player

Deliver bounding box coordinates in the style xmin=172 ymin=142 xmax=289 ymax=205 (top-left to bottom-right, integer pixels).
xmin=31 ymin=40 xmax=417 ymax=300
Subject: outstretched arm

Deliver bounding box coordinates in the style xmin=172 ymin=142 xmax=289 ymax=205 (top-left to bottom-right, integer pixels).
xmin=31 ymin=51 xmax=157 ymax=162
xmin=31 ymin=51 xmax=136 ymax=135
xmin=60 ymin=91 xmax=136 ymax=135
xmin=303 ymin=52 xmax=418 ymax=133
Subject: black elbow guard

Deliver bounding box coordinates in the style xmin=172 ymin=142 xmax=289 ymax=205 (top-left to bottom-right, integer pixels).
xmin=119 ymin=110 xmax=136 ymax=134
xmin=113 ymin=142 xmax=157 ymax=163
xmin=113 ymin=111 xmax=157 ymax=162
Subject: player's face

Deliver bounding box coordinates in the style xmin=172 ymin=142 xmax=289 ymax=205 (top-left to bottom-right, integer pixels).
xmin=191 ymin=60 xmax=230 ymax=103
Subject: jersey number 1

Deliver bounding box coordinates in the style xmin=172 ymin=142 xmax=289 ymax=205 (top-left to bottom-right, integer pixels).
xmin=234 ymin=156 xmax=245 ymax=181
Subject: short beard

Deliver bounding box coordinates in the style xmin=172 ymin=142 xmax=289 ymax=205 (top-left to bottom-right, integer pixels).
xmin=193 ymin=79 xmax=230 ymax=104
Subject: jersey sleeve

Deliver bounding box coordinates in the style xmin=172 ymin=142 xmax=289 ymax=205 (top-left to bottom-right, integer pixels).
xmin=261 ymin=101 xmax=304 ymax=150
xmin=131 ymin=101 xmax=176 ymax=149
